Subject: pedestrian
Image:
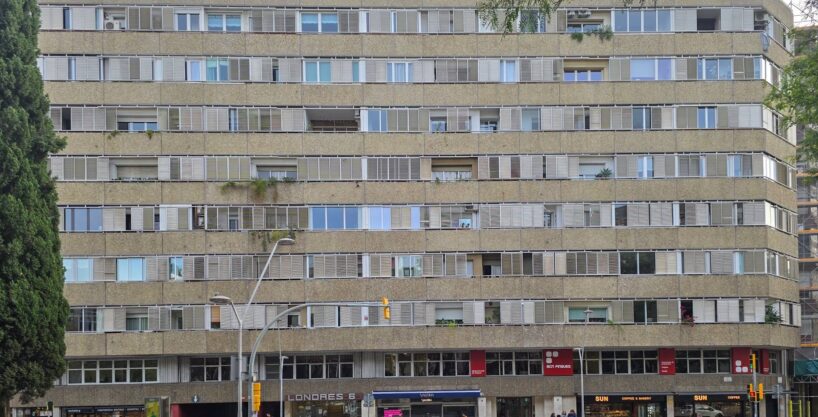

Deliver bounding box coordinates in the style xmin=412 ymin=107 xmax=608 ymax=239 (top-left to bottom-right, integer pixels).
xmin=567 ymin=409 xmax=577 ymax=417
xmin=550 ymin=413 xmax=556 ymax=417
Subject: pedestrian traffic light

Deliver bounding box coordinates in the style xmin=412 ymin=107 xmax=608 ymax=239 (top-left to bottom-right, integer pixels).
xmin=382 ymin=297 xmax=390 ymax=320
xmin=758 ymin=383 xmax=764 ymax=401
xmin=253 ymin=382 xmax=262 ymax=412
xmin=748 ymin=384 xmax=756 ymax=401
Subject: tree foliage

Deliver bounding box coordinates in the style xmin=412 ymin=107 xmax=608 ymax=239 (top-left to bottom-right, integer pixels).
xmin=0 ymin=0 xmax=69 ymax=405
xmin=766 ymin=28 xmax=818 ymax=172
xmin=477 ymin=0 xmax=655 ymax=33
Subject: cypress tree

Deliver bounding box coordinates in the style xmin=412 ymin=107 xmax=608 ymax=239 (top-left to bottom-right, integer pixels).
xmin=0 ymin=0 xmax=69 ymax=408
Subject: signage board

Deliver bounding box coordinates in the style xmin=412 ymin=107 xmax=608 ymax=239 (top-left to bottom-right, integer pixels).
xmin=287 ymin=393 xmax=363 ymax=402
xmin=543 ymin=349 xmax=573 ymax=376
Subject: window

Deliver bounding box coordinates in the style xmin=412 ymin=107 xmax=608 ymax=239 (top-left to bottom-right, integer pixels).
xmin=67 ymin=308 xmax=97 ymax=332
xmin=310 ymin=207 xmax=361 ymax=230
xmin=567 ymin=23 xmax=602 ymax=33
xmin=175 ymin=13 xmax=200 ymax=31
xmin=186 ymin=60 xmax=202 ymax=81
xmin=630 ymin=59 xmax=660 ymax=81
xmin=369 ymin=207 xmax=394 ymax=228
xmin=632 ymin=108 xmax=652 ymax=130
xmin=697 ymin=58 xmax=733 ymax=80
xmin=619 ymin=252 xmax=656 ymax=274
xmin=125 ymin=310 xmax=148 ymax=331
xmin=63 ymin=7 xmax=72 ymax=29
xmin=521 ymin=109 xmax=540 ymax=131
xmin=519 ymin=10 xmax=546 ymax=33
xmin=500 ymin=60 xmax=517 ymax=82
xmin=117 ymin=121 xmax=159 ymax=132
xmin=613 ymin=9 xmax=671 ymax=32
xmin=116 ymin=258 xmax=144 ymax=281
xmin=207 ymin=14 xmax=241 ymax=32
xmin=634 ymin=301 xmax=658 ymax=323
xmin=266 ymin=355 xmax=353 ymax=379
xmin=384 ymin=352 xmax=470 ymax=377
xmin=169 ymin=257 xmax=184 ymax=280
xmin=430 ymin=117 xmax=447 ymax=132
xmin=568 ymin=307 xmax=608 ymax=323
xmin=64 ymin=208 xmax=103 ymax=232
xmin=67 ymin=359 xmax=159 ymax=384
xmin=304 ymin=61 xmax=331 ymax=83
xmin=367 ymin=110 xmax=388 ymax=132
xmin=675 ymin=350 xmax=730 ymax=374
xmin=697 ymin=107 xmax=716 ymax=129
xmin=637 ymin=156 xmax=654 ymax=178
xmin=486 ymin=352 xmax=543 ymax=375
xmin=564 ymin=69 xmax=602 ymax=82
xmin=300 ymin=13 xmax=338 ymax=32
xmin=190 ymin=357 xmax=231 ymax=382
xmin=396 ymin=255 xmax=422 ymax=277
xmin=387 ymin=62 xmax=413 ymax=83
xmin=64 ymin=258 xmax=93 ymax=282
xmin=206 ymin=58 xmax=228 ymax=81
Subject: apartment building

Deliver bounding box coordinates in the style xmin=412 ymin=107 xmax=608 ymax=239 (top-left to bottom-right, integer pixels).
xmin=14 ymin=1 xmax=800 ymax=417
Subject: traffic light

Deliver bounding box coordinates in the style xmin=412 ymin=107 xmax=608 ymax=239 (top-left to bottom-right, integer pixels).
xmin=758 ymin=383 xmax=764 ymax=401
xmin=252 ymin=382 xmax=262 ymax=412
xmin=748 ymin=384 xmax=756 ymax=401
xmin=382 ymin=297 xmax=390 ymax=320
xmin=750 ymin=353 xmax=757 ymax=371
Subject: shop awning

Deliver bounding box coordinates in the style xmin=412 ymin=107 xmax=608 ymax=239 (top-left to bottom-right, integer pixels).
xmin=373 ymin=390 xmax=481 ymax=400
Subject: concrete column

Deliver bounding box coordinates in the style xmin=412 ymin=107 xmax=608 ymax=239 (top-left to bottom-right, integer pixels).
xmin=544 ymin=397 xmax=554 ymax=417
xmin=534 ymin=396 xmax=545 ymax=417
xmin=478 ymin=397 xmax=487 ymax=417
xmin=484 ymin=397 xmax=495 ymax=417
xmin=284 ymin=401 xmax=291 ymax=417
xmin=666 ymin=395 xmax=674 ymax=417
xmin=362 ymin=403 xmax=376 ymax=417
xmin=561 ymin=396 xmax=577 ymax=415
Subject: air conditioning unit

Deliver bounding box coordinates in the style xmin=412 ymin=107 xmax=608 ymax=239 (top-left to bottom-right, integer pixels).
xmin=104 ymin=17 xmax=124 ymax=30
xmin=578 ymin=10 xmax=592 ymax=18
xmin=566 ymin=11 xmax=577 ymax=18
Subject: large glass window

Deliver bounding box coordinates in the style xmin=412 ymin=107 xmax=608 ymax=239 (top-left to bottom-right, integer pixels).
xmin=116 ymin=258 xmax=144 ymax=281
xmin=675 ymin=350 xmax=730 ymax=373
xmin=265 ymin=355 xmax=353 ymax=379
xmin=698 ymin=58 xmax=733 ymax=80
xmin=305 ymin=61 xmax=331 ymax=83
xmin=206 ymin=58 xmax=229 ymax=81
xmin=396 ymin=255 xmax=422 ymax=277
xmin=64 ymin=208 xmax=103 ymax=232
xmin=637 ymin=156 xmax=654 ymax=178
xmin=207 ymin=14 xmax=240 ymax=32
xmin=568 ymin=307 xmax=608 ymax=323
xmin=190 ymin=357 xmax=231 ymax=382
xmin=500 ymin=60 xmax=517 ymax=82
xmin=67 ymin=359 xmax=158 ymax=384
xmin=67 ymin=308 xmax=97 ymax=332
xmin=486 ymin=352 xmax=543 ymax=375
xmin=169 ymin=257 xmax=184 ymax=280
xmin=367 ymin=110 xmax=388 ymax=132
xmin=300 ymin=13 xmax=338 ymax=32
xmin=613 ymin=9 xmax=671 ymax=32
xmin=619 ymin=252 xmax=656 ymax=274
xmin=64 ymin=258 xmax=93 ymax=282
xmin=697 ymin=107 xmax=717 ymax=129
xmin=384 ymin=352 xmax=470 ymax=377
xmin=387 ymin=62 xmax=414 ymax=83
xmin=310 ymin=207 xmax=361 ymax=230
xmin=175 ymin=13 xmax=200 ymax=31
xmin=630 ymin=59 xmax=656 ymax=81
xmin=521 ymin=109 xmax=540 ymax=131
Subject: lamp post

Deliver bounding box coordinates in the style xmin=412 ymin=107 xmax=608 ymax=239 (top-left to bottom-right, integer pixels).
xmin=279 ymin=355 xmax=288 ymax=417
xmin=574 ymin=308 xmax=593 ymax=417
xmin=209 ymin=236 xmax=295 ymax=417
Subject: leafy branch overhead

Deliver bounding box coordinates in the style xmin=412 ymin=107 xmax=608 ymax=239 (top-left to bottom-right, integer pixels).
xmin=766 ymin=27 xmax=818 ymax=176
xmin=477 ymin=0 xmax=657 ymax=34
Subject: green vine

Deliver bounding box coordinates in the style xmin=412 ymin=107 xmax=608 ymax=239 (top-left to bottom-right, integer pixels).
xmin=145 ymin=129 xmax=155 ymax=140
xmin=251 ymin=229 xmax=295 ymax=252
xmin=569 ymin=25 xmax=613 ymax=43
xmin=595 ymin=168 xmax=613 ymax=179
xmin=105 ymin=130 xmax=122 ymax=140
xmin=219 ymin=178 xmax=281 ymax=201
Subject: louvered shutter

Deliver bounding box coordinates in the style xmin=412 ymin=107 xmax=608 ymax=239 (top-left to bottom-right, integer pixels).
xmin=683 ymin=252 xmax=707 ymax=274
xmin=716 ymin=299 xmax=740 ymax=323
xmin=692 ymin=300 xmax=716 ymax=323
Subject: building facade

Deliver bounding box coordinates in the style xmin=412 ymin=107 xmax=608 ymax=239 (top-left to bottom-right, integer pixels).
xmin=14 ymin=1 xmax=800 ymax=417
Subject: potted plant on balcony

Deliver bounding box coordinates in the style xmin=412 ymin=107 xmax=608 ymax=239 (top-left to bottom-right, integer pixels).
xmin=595 ymin=168 xmax=613 ymax=179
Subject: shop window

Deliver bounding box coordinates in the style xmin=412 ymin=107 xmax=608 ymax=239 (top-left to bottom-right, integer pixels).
xmin=496 ymin=397 xmax=533 ymax=417
xmin=384 ymin=352 xmax=469 ymax=377
xmin=486 ymin=352 xmax=542 ymax=376
xmin=675 ymin=349 xmax=730 ymax=373
xmin=190 ymin=357 xmax=231 ymax=382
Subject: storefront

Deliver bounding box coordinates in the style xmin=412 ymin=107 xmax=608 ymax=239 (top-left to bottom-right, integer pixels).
xmin=674 ymin=394 xmax=750 ymax=417
xmin=496 ymin=397 xmax=533 ymax=417
xmin=288 ymin=393 xmax=362 ymax=417
xmin=63 ymin=406 xmax=144 ymax=417
xmin=583 ymin=395 xmax=666 ymax=417
xmin=374 ymin=390 xmax=481 ymax=417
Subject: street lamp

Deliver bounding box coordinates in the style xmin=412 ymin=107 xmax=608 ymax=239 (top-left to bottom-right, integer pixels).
xmin=210 ymin=236 xmax=295 ymax=417
xmin=279 ymin=355 xmax=288 ymax=417
xmin=574 ymin=308 xmax=593 ymax=417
